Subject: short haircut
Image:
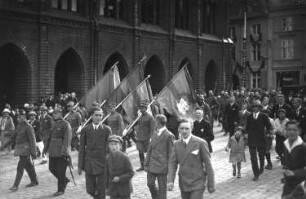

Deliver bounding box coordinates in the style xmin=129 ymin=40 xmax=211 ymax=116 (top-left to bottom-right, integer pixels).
xmin=155 ymin=114 xmax=167 ymax=126
xmin=195 ymin=107 xmax=203 ymax=112
xmin=285 ymin=120 xmax=301 ymax=130
xmin=91 ymin=107 xmax=103 ymax=115
xmin=178 ymin=118 xmax=193 ymax=128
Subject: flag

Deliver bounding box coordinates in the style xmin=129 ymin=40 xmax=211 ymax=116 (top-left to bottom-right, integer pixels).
xmin=121 ymin=78 xmax=154 ymax=121
xmin=79 ymin=65 xmax=120 ymax=110
xmin=156 ymin=66 xmax=198 ymax=119
xmin=105 ymin=64 xmax=144 ymax=107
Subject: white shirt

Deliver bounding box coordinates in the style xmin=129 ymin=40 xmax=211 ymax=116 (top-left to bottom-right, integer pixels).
xmin=253 ymin=112 xmax=259 ymax=119
xmin=284 ymin=136 xmax=304 ymax=153
xmin=93 ymin=124 xmax=99 ymax=130
xmin=182 ymin=134 xmax=192 ymax=145
xmin=157 ymin=126 xmax=166 ymax=137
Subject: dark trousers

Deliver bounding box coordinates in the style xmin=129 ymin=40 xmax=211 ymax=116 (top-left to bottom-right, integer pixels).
xmin=85 ymin=173 xmax=105 ymax=199
xmin=249 ymin=145 xmax=266 ymax=177
xmin=147 ymin=172 xmax=167 ymax=199
xmin=275 ymin=134 xmax=286 ymax=164
xmin=180 ymin=189 xmax=204 ymax=199
xmin=110 ymin=196 xmax=130 ymax=199
xmin=13 ymin=156 xmax=38 ymax=187
xmin=49 ymin=157 xmax=69 ymax=192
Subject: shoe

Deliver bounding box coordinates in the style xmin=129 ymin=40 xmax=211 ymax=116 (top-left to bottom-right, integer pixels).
xmin=237 ymin=173 xmax=241 ymax=178
xmin=25 ymin=182 xmax=38 ymax=187
xmin=53 ymin=191 xmax=65 ymax=197
xmin=259 ymin=168 xmax=264 ymax=175
xmin=265 ymin=164 xmax=273 ymax=170
xmin=253 ymin=176 xmax=259 ymax=181
xmin=136 ymin=167 xmax=144 ymax=172
xmin=9 ymin=186 xmax=18 ymax=191
xmin=39 ymin=160 xmax=47 ymax=165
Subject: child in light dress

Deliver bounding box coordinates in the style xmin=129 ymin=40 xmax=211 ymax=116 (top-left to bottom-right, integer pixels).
xmin=226 ymin=126 xmax=246 ymax=178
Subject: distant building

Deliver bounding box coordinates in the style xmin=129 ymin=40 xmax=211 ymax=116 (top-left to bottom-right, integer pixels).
xmin=0 ymin=0 xmax=232 ymax=108
xmin=229 ymin=0 xmax=306 ymax=94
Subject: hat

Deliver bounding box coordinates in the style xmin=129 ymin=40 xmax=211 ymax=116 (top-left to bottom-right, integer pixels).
xmin=24 ymin=103 xmax=29 ymax=108
xmin=252 ymin=100 xmax=262 ymax=107
xmin=18 ymin=109 xmax=26 ymax=116
xmin=234 ymin=126 xmax=244 ymax=132
xmin=106 ymin=102 xmax=116 ymax=108
xmin=40 ymin=105 xmax=48 ymax=111
xmin=2 ymin=108 xmax=10 ymax=114
xmin=277 ymin=108 xmax=286 ymax=114
xmin=107 ymin=135 xmax=123 ymax=143
xmin=28 ymin=111 xmax=37 ymax=116
xmin=277 ymin=93 xmax=285 ymax=98
xmin=138 ymin=100 xmax=149 ymax=107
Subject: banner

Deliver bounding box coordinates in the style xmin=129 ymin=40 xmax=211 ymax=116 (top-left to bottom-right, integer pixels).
xmin=79 ymin=64 xmax=120 ymax=111
xmin=156 ymin=66 xmax=198 ymax=119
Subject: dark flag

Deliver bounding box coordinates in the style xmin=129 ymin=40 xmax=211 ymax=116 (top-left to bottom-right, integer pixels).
xmin=156 ymin=66 xmax=198 ymax=119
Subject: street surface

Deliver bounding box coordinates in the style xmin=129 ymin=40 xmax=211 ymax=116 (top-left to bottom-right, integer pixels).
xmin=0 ymin=124 xmax=283 ymax=199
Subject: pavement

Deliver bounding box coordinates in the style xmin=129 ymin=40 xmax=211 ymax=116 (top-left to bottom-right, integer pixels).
xmin=0 ymin=124 xmax=284 ymax=199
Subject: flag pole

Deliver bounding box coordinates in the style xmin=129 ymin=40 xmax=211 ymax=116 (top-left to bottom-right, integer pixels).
xmin=98 ymin=75 xmax=151 ymax=125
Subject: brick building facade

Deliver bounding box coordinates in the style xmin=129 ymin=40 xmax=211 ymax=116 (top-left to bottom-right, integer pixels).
xmin=0 ymin=0 xmax=232 ymax=108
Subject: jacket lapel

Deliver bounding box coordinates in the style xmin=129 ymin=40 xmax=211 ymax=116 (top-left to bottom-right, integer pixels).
xmin=180 ymin=136 xmax=196 ymax=165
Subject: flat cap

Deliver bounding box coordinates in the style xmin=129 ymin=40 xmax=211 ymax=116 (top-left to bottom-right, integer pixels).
xmin=277 ymin=108 xmax=286 ymax=114
xmin=107 ymin=135 xmax=123 ymax=143
xmin=2 ymin=108 xmax=10 ymax=114
xmin=138 ymin=100 xmax=149 ymax=107
xmin=28 ymin=111 xmax=37 ymax=116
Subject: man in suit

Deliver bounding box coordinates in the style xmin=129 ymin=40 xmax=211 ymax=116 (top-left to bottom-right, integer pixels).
xmin=39 ymin=105 xmax=53 ymax=164
xmin=78 ymin=107 xmax=112 ymax=199
xmin=270 ymin=93 xmax=293 ymax=119
xmin=144 ymin=114 xmax=175 ymax=199
xmin=0 ymin=110 xmax=38 ymax=191
xmin=245 ymin=100 xmax=272 ymax=181
xmin=43 ymin=107 xmax=72 ymax=197
xmin=292 ymin=97 xmax=306 ymax=141
xmin=224 ymin=96 xmax=239 ymax=137
xmin=168 ymin=118 xmax=215 ymax=199
xmin=192 ymin=108 xmax=214 ymax=153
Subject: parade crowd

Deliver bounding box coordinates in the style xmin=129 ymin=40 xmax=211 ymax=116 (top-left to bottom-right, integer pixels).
xmin=0 ymin=88 xmax=306 ymax=199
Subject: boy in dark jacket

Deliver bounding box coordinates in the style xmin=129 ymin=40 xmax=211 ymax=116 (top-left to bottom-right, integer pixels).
xmin=106 ymin=135 xmax=134 ymax=199
xmin=282 ymin=120 xmax=306 ymax=198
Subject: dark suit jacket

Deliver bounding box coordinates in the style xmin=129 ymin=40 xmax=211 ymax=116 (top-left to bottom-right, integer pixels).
xmin=78 ymin=123 xmax=111 ymax=175
xmin=224 ymin=103 xmax=239 ymax=132
xmin=245 ymin=112 xmax=272 ymax=146
xmin=106 ymin=151 xmax=134 ymax=197
xmin=271 ymin=103 xmax=293 ymax=119
xmin=168 ymin=135 xmax=215 ymax=192
xmin=192 ymin=119 xmax=214 ymax=152
xmin=292 ymin=107 xmax=306 ymax=140
xmin=144 ymin=128 xmax=175 ymax=174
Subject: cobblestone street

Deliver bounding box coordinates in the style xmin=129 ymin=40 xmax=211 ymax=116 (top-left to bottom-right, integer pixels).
xmin=0 ymin=125 xmax=284 ymax=199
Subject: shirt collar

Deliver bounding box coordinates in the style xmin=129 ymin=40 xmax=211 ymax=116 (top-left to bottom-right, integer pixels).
xmin=182 ymin=134 xmax=192 ymax=144
xmin=93 ymin=123 xmax=99 ymax=129
xmin=284 ymin=136 xmax=304 ymax=153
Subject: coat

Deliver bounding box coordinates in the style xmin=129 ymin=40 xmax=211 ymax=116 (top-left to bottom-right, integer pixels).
xmin=44 ymin=119 xmax=72 ymax=157
xmin=135 ymin=113 xmax=155 ymax=141
xmin=106 ymin=151 xmax=134 ymax=197
xmin=168 ymin=135 xmax=215 ymax=192
xmin=78 ymin=123 xmax=112 ymax=175
xmin=224 ymin=103 xmax=239 ymax=133
xmin=7 ymin=121 xmax=36 ymax=157
xmin=65 ymin=110 xmax=82 ymax=134
xmin=39 ymin=113 xmax=53 ymax=141
xmin=29 ymin=119 xmax=41 ymax=142
xmin=228 ymin=135 xmax=246 ymax=163
xmin=192 ymin=119 xmax=214 ymax=152
xmin=245 ymin=112 xmax=272 ymax=146
xmin=282 ymin=137 xmax=306 ymax=197
xmin=0 ymin=116 xmax=15 ymax=144
xmin=144 ymin=128 xmax=175 ymax=174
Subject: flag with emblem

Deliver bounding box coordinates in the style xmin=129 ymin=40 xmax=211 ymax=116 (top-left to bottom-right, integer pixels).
xmin=156 ymin=66 xmax=197 ymax=119
xmin=79 ymin=64 xmax=120 ymax=110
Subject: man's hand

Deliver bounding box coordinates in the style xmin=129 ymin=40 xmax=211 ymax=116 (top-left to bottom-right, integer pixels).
xmin=167 ymin=182 xmax=174 ymax=191
xmin=208 ymin=187 xmax=216 ymax=193
xmin=78 ymin=168 xmax=82 ymax=175
xmin=112 ymin=176 xmax=120 ymax=183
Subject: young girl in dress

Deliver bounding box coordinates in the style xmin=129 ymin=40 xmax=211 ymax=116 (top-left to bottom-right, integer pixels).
xmin=226 ymin=126 xmax=246 ymax=178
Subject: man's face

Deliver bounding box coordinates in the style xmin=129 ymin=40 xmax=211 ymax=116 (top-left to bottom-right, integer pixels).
xmin=178 ymin=121 xmax=192 ymax=139
xmin=139 ymin=106 xmax=147 ymax=114
xmin=229 ymin=97 xmax=235 ymax=103
xmin=29 ymin=115 xmax=35 ymax=120
xmin=18 ymin=115 xmax=27 ymax=123
xmin=278 ymin=112 xmax=286 ymax=120
xmin=196 ymin=110 xmax=203 ymax=120
xmin=53 ymin=112 xmax=62 ymax=120
xmin=262 ymin=97 xmax=269 ymax=106
xmin=252 ymin=106 xmax=260 ymax=113
xmin=67 ymin=103 xmax=74 ymax=111
xmin=108 ymin=142 xmax=121 ymax=153
xmin=292 ymin=99 xmax=301 ymax=109
xmin=278 ymin=97 xmax=285 ymax=104
xmin=92 ymin=110 xmax=103 ymax=124
xmin=285 ymin=124 xmax=300 ymax=141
